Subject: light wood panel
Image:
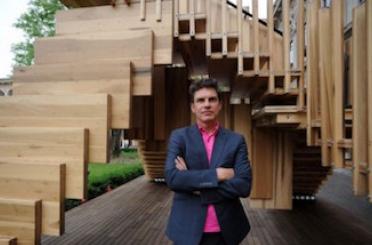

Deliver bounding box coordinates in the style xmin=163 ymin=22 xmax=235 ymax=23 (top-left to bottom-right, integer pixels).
xmin=55 ymin=1 xmax=172 ymax=65
xmin=367 ymin=0 xmax=372 ymax=203
xmin=13 ymin=61 xmax=132 ymax=129
xmin=318 ymin=9 xmax=333 ymax=166
xmin=331 ymin=0 xmax=345 ymax=168
xmin=0 ymin=198 xmax=41 ymax=245
xmin=0 ymin=127 xmax=88 ymax=199
xmin=0 ymin=94 xmax=110 ymax=163
xmin=0 ymin=163 xmax=65 ymax=236
xmin=352 ymin=4 xmax=368 ymax=196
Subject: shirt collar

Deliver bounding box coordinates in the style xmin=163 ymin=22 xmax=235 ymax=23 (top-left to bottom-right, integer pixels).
xmin=197 ymin=122 xmax=220 ymax=136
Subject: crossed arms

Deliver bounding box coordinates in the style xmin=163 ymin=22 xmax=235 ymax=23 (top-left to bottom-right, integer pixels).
xmin=164 ymin=130 xmax=252 ymax=204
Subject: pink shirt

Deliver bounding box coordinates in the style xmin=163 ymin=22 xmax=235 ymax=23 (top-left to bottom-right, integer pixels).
xmin=198 ymin=123 xmax=221 ymax=233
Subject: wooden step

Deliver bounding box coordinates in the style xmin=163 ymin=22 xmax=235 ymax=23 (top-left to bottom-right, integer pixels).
xmin=0 ymin=94 xmax=110 ymax=163
xmin=13 ymin=61 xmax=132 ymax=129
xmin=0 ymin=163 xmax=65 ymax=236
xmin=0 ymin=198 xmax=41 ymax=245
xmin=0 ymin=127 xmax=88 ymax=199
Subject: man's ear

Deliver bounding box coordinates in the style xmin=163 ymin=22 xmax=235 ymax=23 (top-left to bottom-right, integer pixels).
xmin=191 ymin=103 xmax=196 ymax=113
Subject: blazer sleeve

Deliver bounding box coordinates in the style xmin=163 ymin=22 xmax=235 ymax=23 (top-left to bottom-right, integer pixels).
xmin=164 ymin=130 xmax=219 ymax=192
xmin=200 ymin=135 xmax=252 ymax=204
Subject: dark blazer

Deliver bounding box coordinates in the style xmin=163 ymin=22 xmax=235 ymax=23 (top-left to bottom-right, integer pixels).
xmin=165 ymin=124 xmax=252 ymax=245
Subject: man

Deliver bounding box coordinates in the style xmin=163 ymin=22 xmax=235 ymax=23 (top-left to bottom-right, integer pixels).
xmin=165 ymin=78 xmax=252 ymax=245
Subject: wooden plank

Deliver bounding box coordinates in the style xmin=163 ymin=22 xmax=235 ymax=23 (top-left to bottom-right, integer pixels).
xmin=352 ymin=4 xmax=368 ymax=196
xmin=206 ymin=0 xmax=211 ymax=56
xmin=283 ymin=0 xmax=291 ymax=92
xmin=306 ymin=0 xmax=320 ymax=146
xmin=0 ymin=127 xmax=88 ymax=199
xmin=56 ymin=1 xmax=171 ymax=64
xmin=153 ymin=66 xmax=166 ymax=140
xmin=267 ymin=0 xmax=274 ymax=92
xmin=251 ymin=128 xmax=273 ymax=199
xmin=367 ymin=0 xmax=372 ymax=202
xmin=237 ymin=0 xmax=243 ymax=74
xmin=221 ymin=0 xmax=227 ymax=55
xmin=332 ymin=0 xmax=345 ymax=168
xmin=318 ymin=9 xmax=333 ymax=166
xmin=296 ymin=0 xmax=305 ymax=109
xmin=13 ymin=62 xmax=132 ymax=129
xmin=34 ymin=30 xmax=153 ymax=70
xmin=174 ymin=0 xmax=179 ymax=37
xmin=190 ymin=0 xmax=195 ymax=36
xmin=0 ymin=198 xmax=41 ymax=245
xmin=0 ymin=94 xmax=110 ymax=163
xmin=140 ymin=0 xmax=146 ymax=20
xmin=233 ymin=104 xmax=252 ymax=164
xmin=253 ymin=0 xmax=259 ymax=73
xmin=0 ymin=163 xmax=65 ymax=236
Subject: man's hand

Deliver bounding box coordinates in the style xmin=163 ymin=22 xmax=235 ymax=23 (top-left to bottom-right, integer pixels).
xmin=216 ymin=168 xmax=235 ymax=181
xmin=175 ymin=156 xmax=188 ymax=171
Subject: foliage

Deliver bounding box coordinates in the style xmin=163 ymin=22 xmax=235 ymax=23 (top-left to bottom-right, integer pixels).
xmin=12 ymin=0 xmax=65 ymax=66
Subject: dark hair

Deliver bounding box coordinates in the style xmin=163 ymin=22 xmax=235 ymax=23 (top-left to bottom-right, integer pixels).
xmin=189 ymin=78 xmax=222 ymax=103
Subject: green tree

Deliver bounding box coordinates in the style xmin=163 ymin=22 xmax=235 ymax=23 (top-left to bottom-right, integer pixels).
xmin=12 ymin=0 xmax=65 ymax=67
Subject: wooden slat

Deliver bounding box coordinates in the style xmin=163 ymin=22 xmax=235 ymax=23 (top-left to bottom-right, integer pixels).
xmin=0 ymin=198 xmax=41 ymax=245
xmin=174 ymin=0 xmax=179 ymax=36
xmin=153 ymin=66 xmax=166 ymax=140
xmin=0 ymin=127 xmax=88 ymax=199
xmin=332 ymin=0 xmax=345 ymax=168
xmin=283 ymin=0 xmax=291 ymax=92
xmin=0 ymin=163 xmax=65 ymax=236
xmin=306 ymin=0 xmax=320 ymax=146
xmin=140 ymin=0 xmax=146 ymax=20
xmin=296 ymin=0 xmax=305 ymax=109
xmin=13 ymin=62 xmax=132 ymax=129
xmin=206 ymin=0 xmax=211 ymax=56
xmin=221 ymin=0 xmax=227 ymax=55
xmin=253 ymin=0 xmax=259 ymax=73
xmin=237 ymin=0 xmax=243 ymax=74
xmin=189 ymin=0 xmax=195 ymax=36
xmin=352 ymin=3 xmax=368 ymax=196
xmin=0 ymin=94 xmax=110 ymax=163
xmin=56 ymin=1 xmax=172 ymax=65
xmin=367 ymin=0 xmax=372 ymax=202
xmin=318 ymin=9 xmax=333 ymax=166
xmin=156 ymin=0 xmax=162 ymax=21
xmin=267 ymin=0 xmax=274 ymax=92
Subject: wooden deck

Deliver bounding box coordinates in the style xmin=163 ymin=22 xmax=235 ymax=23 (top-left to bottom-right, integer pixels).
xmin=43 ymin=176 xmax=372 ymax=245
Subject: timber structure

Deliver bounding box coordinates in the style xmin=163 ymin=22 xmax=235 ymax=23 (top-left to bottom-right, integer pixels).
xmin=0 ymin=0 xmax=371 ymax=243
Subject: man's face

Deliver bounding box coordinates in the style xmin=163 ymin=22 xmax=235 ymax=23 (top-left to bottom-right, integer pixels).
xmin=191 ymin=87 xmax=222 ymax=124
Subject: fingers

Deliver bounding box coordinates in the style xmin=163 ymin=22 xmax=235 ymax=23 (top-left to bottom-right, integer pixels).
xmin=175 ymin=156 xmax=187 ymax=170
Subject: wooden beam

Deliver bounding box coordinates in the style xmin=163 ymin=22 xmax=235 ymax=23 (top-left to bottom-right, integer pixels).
xmin=253 ymin=0 xmax=259 ymax=73
xmin=237 ymin=0 xmax=243 ymax=74
xmin=156 ymin=0 xmax=162 ymax=21
xmin=0 ymin=198 xmax=41 ymax=245
xmin=140 ymin=0 xmax=146 ymax=20
xmin=221 ymin=0 xmax=227 ymax=55
xmin=190 ymin=0 xmax=195 ymax=36
xmin=332 ymin=0 xmax=345 ymax=168
xmin=297 ymin=0 xmax=305 ymax=109
xmin=0 ymin=163 xmax=65 ymax=236
xmin=206 ymin=0 xmax=211 ymax=55
xmin=306 ymin=0 xmax=321 ymax=146
xmin=267 ymin=0 xmax=274 ymax=92
xmin=174 ymin=0 xmax=179 ymax=36
xmin=283 ymin=0 xmax=291 ymax=92
xmin=318 ymin=9 xmax=333 ymax=166
xmin=352 ymin=3 xmax=368 ymax=196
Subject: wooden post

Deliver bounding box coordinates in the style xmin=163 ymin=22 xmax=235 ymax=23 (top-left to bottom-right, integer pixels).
xmin=190 ymin=0 xmax=195 ymax=36
xmin=140 ymin=0 xmax=146 ymax=21
xmin=267 ymin=0 xmax=274 ymax=92
xmin=253 ymin=0 xmax=259 ymax=73
xmin=222 ymin=0 xmax=227 ymax=55
xmin=174 ymin=0 xmax=179 ymax=37
xmin=331 ymin=0 xmax=345 ymax=168
xmin=367 ymin=0 xmax=372 ymax=202
xmin=306 ymin=0 xmax=320 ymax=146
xmin=318 ymin=9 xmax=333 ymax=166
xmin=238 ymin=0 xmax=243 ymax=74
xmin=297 ymin=0 xmax=305 ymax=109
xmin=352 ymin=4 xmax=368 ymax=196
xmin=206 ymin=0 xmax=211 ymax=56
xmin=156 ymin=0 xmax=162 ymax=22
xmin=283 ymin=0 xmax=291 ymax=92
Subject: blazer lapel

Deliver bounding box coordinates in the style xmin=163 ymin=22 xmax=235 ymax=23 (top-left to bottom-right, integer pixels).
xmin=210 ymin=127 xmax=227 ymax=169
xmin=190 ymin=124 xmax=209 ymax=169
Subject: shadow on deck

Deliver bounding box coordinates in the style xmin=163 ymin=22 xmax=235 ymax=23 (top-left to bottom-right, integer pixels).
xmin=43 ymin=175 xmax=372 ymax=245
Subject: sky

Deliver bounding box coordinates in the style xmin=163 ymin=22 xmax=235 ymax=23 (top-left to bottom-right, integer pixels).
xmin=0 ymin=0 xmax=269 ymax=79
xmin=0 ymin=0 xmax=29 ymax=78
